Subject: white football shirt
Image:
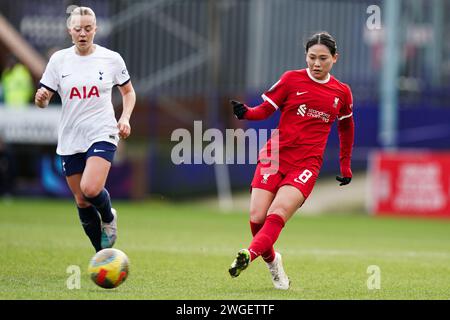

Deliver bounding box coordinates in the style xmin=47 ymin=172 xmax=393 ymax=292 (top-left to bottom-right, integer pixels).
xmin=40 ymin=45 xmax=130 ymax=155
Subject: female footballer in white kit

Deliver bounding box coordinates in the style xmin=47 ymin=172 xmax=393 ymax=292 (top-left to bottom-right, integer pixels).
xmin=34 ymin=7 xmax=136 ymax=252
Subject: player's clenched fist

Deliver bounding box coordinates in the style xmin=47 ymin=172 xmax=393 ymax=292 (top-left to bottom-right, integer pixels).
xmin=230 ymin=100 xmax=248 ymax=120
xmin=336 ymin=176 xmax=352 ymax=186
xmin=117 ymin=117 xmax=131 ymax=139
xmin=35 ymin=87 xmax=50 ymax=108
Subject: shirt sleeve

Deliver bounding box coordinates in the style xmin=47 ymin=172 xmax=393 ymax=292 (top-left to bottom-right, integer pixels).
xmin=243 ymin=100 xmax=277 ymax=120
xmin=39 ymin=54 xmax=59 ymax=92
xmin=113 ymin=53 xmax=131 ymax=86
xmin=337 ymin=83 xmax=354 ymax=177
xmin=261 ymin=72 xmax=290 ymax=110
xmin=338 ymin=84 xmax=353 ymax=121
xmin=338 ymin=116 xmax=354 ymax=177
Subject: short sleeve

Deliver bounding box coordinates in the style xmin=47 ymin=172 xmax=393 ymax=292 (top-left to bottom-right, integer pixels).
xmin=261 ymin=72 xmax=290 ymax=110
xmin=113 ymin=53 xmax=130 ymax=86
xmin=39 ymin=54 xmax=59 ymax=92
xmin=338 ymin=84 xmax=353 ymax=120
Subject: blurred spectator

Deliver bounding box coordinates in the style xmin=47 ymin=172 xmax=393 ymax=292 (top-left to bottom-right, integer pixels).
xmin=0 ymin=137 xmax=15 ymax=196
xmin=1 ymin=55 xmax=34 ymax=108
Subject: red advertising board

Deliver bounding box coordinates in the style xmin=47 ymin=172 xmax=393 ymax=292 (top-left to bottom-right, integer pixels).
xmin=369 ymin=151 xmax=450 ymax=218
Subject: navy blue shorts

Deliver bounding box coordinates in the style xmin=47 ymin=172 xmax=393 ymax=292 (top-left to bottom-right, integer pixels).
xmin=60 ymin=141 xmax=117 ymax=177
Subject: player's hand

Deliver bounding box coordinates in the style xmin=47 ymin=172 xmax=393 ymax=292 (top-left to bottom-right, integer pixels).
xmin=118 ymin=117 xmax=131 ymax=139
xmin=230 ymin=100 xmax=248 ymax=120
xmin=35 ymin=87 xmax=50 ymax=108
xmin=336 ymin=176 xmax=352 ymax=186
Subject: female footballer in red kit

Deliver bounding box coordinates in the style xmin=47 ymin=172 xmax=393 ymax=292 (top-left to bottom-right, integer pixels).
xmin=228 ymin=32 xmax=354 ymax=290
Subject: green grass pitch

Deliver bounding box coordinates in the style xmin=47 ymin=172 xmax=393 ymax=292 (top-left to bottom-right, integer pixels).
xmin=1 ymin=198 xmax=450 ymax=300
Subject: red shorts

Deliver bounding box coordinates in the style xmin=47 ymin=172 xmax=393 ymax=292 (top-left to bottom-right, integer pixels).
xmin=250 ymin=162 xmax=319 ymax=199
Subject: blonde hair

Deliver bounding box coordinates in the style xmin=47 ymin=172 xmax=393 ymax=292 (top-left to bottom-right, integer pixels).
xmin=66 ymin=6 xmax=96 ymax=28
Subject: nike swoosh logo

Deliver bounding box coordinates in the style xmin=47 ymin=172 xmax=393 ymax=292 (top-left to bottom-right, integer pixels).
xmin=62 ymin=74 xmax=71 ymax=78
xmin=297 ymin=91 xmax=308 ymax=95
xmin=93 ymin=149 xmax=105 ymax=153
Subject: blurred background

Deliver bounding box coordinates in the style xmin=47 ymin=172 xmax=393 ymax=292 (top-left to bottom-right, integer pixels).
xmin=1 ymin=0 xmax=450 ymax=216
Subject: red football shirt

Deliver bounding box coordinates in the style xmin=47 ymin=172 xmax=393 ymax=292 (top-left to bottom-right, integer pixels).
xmin=258 ymin=68 xmax=353 ymax=174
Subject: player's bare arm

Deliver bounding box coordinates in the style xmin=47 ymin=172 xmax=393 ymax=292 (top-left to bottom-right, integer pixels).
xmin=117 ymin=81 xmax=136 ymax=139
xmin=34 ymin=87 xmax=54 ymax=108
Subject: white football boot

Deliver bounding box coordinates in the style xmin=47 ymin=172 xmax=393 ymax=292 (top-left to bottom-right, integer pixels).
xmin=266 ymin=252 xmax=290 ymax=290
xmin=101 ymin=208 xmax=117 ymax=249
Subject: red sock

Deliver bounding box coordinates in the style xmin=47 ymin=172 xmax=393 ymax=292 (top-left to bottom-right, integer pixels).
xmin=248 ymin=214 xmax=285 ymax=261
xmin=250 ymin=220 xmax=276 ymax=263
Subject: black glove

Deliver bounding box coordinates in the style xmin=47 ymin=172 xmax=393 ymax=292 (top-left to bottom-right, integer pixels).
xmin=336 ymin=176 xmax=352 ymax=186
xmin=230 ymin=100 xmax=248 ymax=120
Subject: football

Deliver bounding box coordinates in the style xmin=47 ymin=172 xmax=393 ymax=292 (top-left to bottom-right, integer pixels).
xmin=88 ymin=248 xmax=130 ymax=289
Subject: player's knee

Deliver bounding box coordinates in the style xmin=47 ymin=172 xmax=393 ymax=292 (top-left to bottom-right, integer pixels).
xmin=249 ymin=208 xmax=266 ymax=224
xmin=74 ymin=194 xmax=91 ymax=207
xmin=80 ymin=183 xmax=102 ymax=199
xmin=267 ymin=208 xmax=289 ymax=221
